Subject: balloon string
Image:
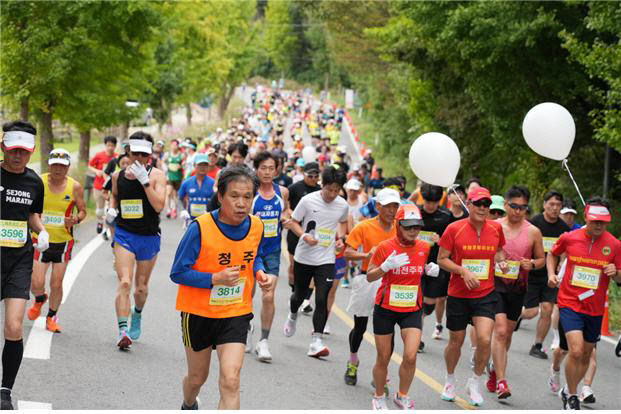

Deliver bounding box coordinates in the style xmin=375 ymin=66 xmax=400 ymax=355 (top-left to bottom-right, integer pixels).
xmin=562 ymin=159 xmax=586 ymax=206
xmin=449 ymin=186 xmax=468 ymax=210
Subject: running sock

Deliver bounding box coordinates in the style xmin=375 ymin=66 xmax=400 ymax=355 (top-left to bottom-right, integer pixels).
xmin=290 ymin=312 xmax=298 ymax=321
xmin=47 ymin=309 xmax=57 ymax=318
xmin=35 ymin=294 xmax=46 ymax=303
xmin=182 ymin=400 xmax=198 ymax=410
xmin=305 ymin=288 xmax=314 ymax=301
xmin=446 ymin=373 xmax=455 ymax=385
xmin=118 ymin=317 xmax=129 ymax=332
xmin=398 ymin=391 xmax=407 ymax=398
xmin=134 ymin=306 xmax=142 ymax=314
xmin=261 ymin=328 xmax=270 ymax=341
xmin=1 ymin=339 xmax=23 ymax=390
xmin=349 ymin=353 xmax=359 ymax=365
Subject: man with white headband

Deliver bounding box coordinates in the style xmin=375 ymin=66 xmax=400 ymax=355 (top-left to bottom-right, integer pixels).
xmin=107 ymin=131 xmax=166 ymax=350
xmin=28 ymin=148 xmax=86 ymax=334
xmin=0 ymin=121 xmax=48 ymax=410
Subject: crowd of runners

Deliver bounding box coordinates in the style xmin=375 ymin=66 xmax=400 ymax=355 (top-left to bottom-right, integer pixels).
xmin=2 ymin=86 xmax=621 ymax=411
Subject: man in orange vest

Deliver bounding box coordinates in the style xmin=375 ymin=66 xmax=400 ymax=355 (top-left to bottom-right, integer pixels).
xmin=170 ymin=166 xmax=276 ymax=410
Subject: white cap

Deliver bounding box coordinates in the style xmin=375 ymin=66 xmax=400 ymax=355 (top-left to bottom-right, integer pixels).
xmin=561 ymin=207 xmax=577 ymax=215
xmin=376 ymin=188 xmax=401 ymax=206
xmin=337 ymin=145 xmax=347 ymax=154
xmin=129 ymin=139 xmax=153 ymax=154
xmin=2 ymin=130 xmax=35 ymax=152
xmin=344 ymin=179 xmax=362 ymax=191
xmin=48 ymin=148 xmax=71 ymax=166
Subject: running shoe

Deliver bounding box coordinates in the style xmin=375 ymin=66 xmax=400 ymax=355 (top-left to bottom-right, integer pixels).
xmin=27 ymin=293 xmax=48 ymax=320
xmin=102 ymin=229 xmax=109 ymax=241
xmin=441 ymin=382 xmax=456 ymax=402
xmin=529 ymin=344 xmax=548 ymax=359
xmin=323 ymin=322 xmax=331 ymax=335
xmin=341 ymin=278 xmax=350 ymax=288
xmin=486 ymin=367 xmax=496 ymax=393
xmin=466 ymin=378 xmax=483 ymax=406
xmin=46 ymin=316 xmax=62 ymax=333
xmin=548 ymin=367 xmax=560 ymax=393
xmin=307 ymin=335 xmax=329 ymax=358
xmin=0 ymin=389 xmax=13 ymax=410
xmin=371 ymin=378 xmax=390 ymax=397
xmin=432 ymin=324 xmax=443 ymax=340
xmin=128 ymin=310 xmax=142 ymax=340
xmin=97 ymin=222 xmax=103 ymax=234
xmin=579 ymin=385 xmax=595 ymax=404
xmin=496 ymin=380 xmax=511 ymax=399
xmin=344 ymin=361 xmax=358 ymax=385
xmin=254 ymin=339 xmax=272 ymax=362
xmin=302 ymin=300 xmax=313 ymax=315
xmin=181 ymin=397 xmax=200 ymax=410
xmin=245 ymin=324 xmax=254 ymax=353
xmin=394 ymin=393 xmax=415 ymax=410
xmin=567 ymin=395 xmax=580 ymax=410
xmin=371 ymin=395 xmax=388 ymax=410
xmin=117 ymin=330 xmax=132 ymax=350
xmin=616 ymin=335 xmax=621 ymax=357
xmin=559 ymin=386 xmax=569 ymax=410
xmin=283 ymin=313 xmax=297 ymax=337
xmin=417 ymin=340 xmax=425 ymax=353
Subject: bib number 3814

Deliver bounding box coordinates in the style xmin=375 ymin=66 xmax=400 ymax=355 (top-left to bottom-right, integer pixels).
xmin=210 ymin=279 xmax=245 ymax=306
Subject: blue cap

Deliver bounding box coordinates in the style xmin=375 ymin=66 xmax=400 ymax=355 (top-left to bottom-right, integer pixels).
xmin=194 ymin=154 xmax=210 ymax=165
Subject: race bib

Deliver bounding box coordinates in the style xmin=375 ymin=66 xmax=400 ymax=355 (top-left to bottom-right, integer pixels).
xmin=0 ymin=220 xmax=28 ymax=247
xmin=542 ymin=237 xmax=558 ymax=253
xmin=316 ymin=227 xmax=335 ymax=248
xmin=263 ymin=218 xmax=278 ymax=238
xmin=495 ymin=260 xmax=520 ymax=280
xmin=570 ymin=266 xmax=600 ymax=290
xmin=389 ymin=284 xmax=419 ymax=307
xmin=42 ymin=211 xmax=65 ymax=228
xmin=209 ymin=278 xmax=245 ymax=306
xmin=168 ymin=163 xmax=180 ymax=172
xmin=462 ymin=259 xmax=490 ymax=280
xmin=120 ymin=199 xmax=144 ymax=219
xmin=190 ymin=203 xmax=206 ymax=217
xmin=417 ymin=231 xmax=436 ymax=246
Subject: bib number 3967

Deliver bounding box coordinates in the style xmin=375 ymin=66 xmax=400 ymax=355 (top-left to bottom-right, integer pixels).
xmin=462 ymin=259 xmax=490 ymax=280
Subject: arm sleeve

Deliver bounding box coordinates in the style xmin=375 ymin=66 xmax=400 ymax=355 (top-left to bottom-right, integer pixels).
xmin=550 ymin=232 xmax=568 ymax=256
xmin=253 ymin=234 xmax=267 ymax=275
xmin=178 ymin=180 xmax=188 ymax=200
xmin=169 ymin=221 xmax=213 ymax=289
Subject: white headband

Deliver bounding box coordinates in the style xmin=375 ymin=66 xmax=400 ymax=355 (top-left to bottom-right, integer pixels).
xmin=129 ymin=139 xmax=153 ymax=154
xmin=3 ymin=130 xmax=35 ymax=145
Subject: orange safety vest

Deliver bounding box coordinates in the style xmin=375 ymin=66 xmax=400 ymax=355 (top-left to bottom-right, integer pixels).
xmin=175 ymin=213 xmax=264 ymax=319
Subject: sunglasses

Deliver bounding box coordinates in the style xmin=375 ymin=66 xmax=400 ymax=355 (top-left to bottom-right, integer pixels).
xmin=131 ymin=152 xmax=150 ymax=158
xmin=490 ymin=210 xmax=505 ymax=216
xmin=400 ymin=223 xmax=422 ymax=231
xmin=508 ymin=203 xmax=529 ymax=211
xmin=472 ymin=199 xmax=492 ymax=208
xmin=305 ymin=173 xmax=319 ymax=179
xmin=49 ymin=152 xmax=70 ymax=160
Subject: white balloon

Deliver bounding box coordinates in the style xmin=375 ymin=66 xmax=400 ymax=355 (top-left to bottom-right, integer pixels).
xmin=302 ymin=146 xmax=317 ymax=163
xmin=409 ymin=133 xmax=460 ymax=187
xmin=522 ymin=102 xmax=575 ymax=161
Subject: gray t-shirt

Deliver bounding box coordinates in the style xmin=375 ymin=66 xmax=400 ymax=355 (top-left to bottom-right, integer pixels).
xmin=292 ymin=191 xmax=348 ymax=266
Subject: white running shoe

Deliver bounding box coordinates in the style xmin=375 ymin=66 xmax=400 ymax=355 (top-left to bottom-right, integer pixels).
xmin=432 ymin=324 xmax=443 ymax=340
xmin=307 ymin=335 xmax=329 ymax=358
xmin=548 ymin=367 xmax=560 ymax=393
xmin=245 ymin=324 xmax=254 ymax=353
xmin=466 ymin=378 xmax=483 ymax=407
xmin=371 ymin=395 xmax=389 ymax=410
xmin=441 ymin=382 xmax=456 ymax=401
xmin=393 ymin=393 xmax=415 ymax=410
xmin=323 ymin=322 xmax=331 ymax=335
xmin=579 ymin=385 xmax=595 ymax=404
xmin=284 ymin=313 xmax=297 ymax=337
xmin=254 ymin=339 xmax=272 ymax=362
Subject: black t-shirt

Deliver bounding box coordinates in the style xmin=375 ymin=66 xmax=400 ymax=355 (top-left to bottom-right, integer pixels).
xmin=419 ymin=206 xmax=452 ymax=264
xmin=528 ymin=213 xmax=570 ymax=281
xmin=1 ymin=166 xmax=44 ymax=261
xmin=274 ymin=173 xmax=292 ymax=188
xmin=287 ymin=180 xmax=320 ymax=211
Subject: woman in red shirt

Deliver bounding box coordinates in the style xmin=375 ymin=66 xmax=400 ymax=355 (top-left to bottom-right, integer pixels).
xmin=367 ymin=204 xmax=431 ymax=410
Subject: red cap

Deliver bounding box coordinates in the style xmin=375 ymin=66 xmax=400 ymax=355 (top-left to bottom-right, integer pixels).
xmin=585 ymin=205 xmax=611 ymax=223
xmin=467 ymin=187 xmax=492 ymax=202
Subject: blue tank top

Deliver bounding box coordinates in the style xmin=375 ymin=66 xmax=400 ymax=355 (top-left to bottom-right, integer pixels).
xmin=252 ymin=183 xmax=284 ymax=255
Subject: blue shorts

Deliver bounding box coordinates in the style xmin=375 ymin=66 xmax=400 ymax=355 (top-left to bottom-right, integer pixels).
xmin=559 ymin=307 xmax=602 ymax=347
xmin=334 ymin=257 xmax=347 ymax=280
xmin=262 ymin=250 xmax=281 ymax=276
xmin=114 ymin=225 xmax=161 ymax=261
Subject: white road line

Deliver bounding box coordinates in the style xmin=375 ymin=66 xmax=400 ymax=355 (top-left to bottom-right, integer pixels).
xmin=601 ymin=335 xmax=618 ymax=345
xmin=18 ymin=400 xmax=52 ymax=409
xmin=62 ymin=235 xmax=105 ymax=304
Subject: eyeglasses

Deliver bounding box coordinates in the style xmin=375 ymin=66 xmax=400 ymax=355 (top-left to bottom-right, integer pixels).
xmin=490 ymin=210 xmax=505 ymax=217
xmin=472 ymin=199 xmax=492 ymax=208
xmin=49 ymin=152 xmax=70 ymax=160
xmin=400 ymin=223 xmax=422 ymax=231
xmin=305 ymin=173 xmax=319 ymax=179
xmin=508 ymin=203 xmax=529 ymax=211
xmin=131 ymin=152 xmax=150 ymax=158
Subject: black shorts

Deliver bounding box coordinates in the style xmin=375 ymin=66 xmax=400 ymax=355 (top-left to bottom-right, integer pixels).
xmin=181 ymin=312 xmax=253 ymax=352
xmin=446 ymin=291 xmax=498 ymax=331
xmin=33 ymin=241 xmax=74 ymax=263
xmin=495 ymin=291 xmax=525 ymax=321
xmin=373 ymin=304 xmax=422 ymax=335
xmin=1 ymin=247 xmax=33 ymax=300
xmin=286 ymin=230 xmax=299 ymax=256
xmin=525 ymin=277 xmax=558 ymax=308
xmin=422 ymin=270 xmax=450 ymax=299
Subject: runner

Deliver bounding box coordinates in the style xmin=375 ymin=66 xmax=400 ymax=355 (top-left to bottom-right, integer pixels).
xmin=368 ymin=204 xmax=431 ymax=410
xmin=27 ymin=149 xmax=87 ymax=333
xmin=205 ymin=148 xmax=220 ymax=180
xmin=437 ymin=187 xmax=508 ymax=406
xmin=0 ymin=121 xmax=48 ymax=410
xmin=88 ymin=135 xmax=117 ymax=238
xmin=170 ymin=166 xmax=276 ymax=409
xmin=250 ymin=151 xmax=290 ymax=361
xmin=486 ymin=186 xmax=544 ymax=399
xmin=343 ymin=188 xmax=399 ymax=386
xmin=283 ymin=166 xmax=348 ymax=358
xmin=164 ymin=139 xmax=183 ymax=219
xmin=178 ymin=153 xmax=215 ymax=228
xmin=521 ymin=191 xmax=570 ymax=359
xmin=107 ymin=132 xmax=166 ymax=349
xmin=343 ymin=178 xmax=365 ymax=288
xmin=546 ymin=198 xmax=621 ymax=410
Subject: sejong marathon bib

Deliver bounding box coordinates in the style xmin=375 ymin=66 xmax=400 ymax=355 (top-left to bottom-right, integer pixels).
xmin=0 ymin=220 xmax=28 ymax=247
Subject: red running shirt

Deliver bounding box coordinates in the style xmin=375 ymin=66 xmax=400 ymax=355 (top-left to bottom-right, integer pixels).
xmin=89 ymin=151 xmax=117 ymax=190
xmin=371 ymin=237 xmax=430 ymax=312
xmin=552 ymin=229 xmax=621 ymax=316
xmin=439 ymin=218 xmax=506 ymax=299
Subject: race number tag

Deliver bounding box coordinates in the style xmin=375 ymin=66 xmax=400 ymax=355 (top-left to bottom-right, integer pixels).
xmin=316 ymin=228 xmax=335 ymax=247
xmin=417 ymin=231 xmax=436 ymax=245
xmin=495 ymin=260 xmax=520 ymax=280
xmin=263 ymin=218 xmax=278 ymax=238
xmin=168 ymin=163 xmax=180 ymax=172
xmin=190 ymin=203 xmax=206 ymax=217
xmin=0 ymin=220 xmax=28 ymax=247
xmin=209 ymin=278 xmax=245 ymax=306
xmin=389 ymin=284 xmax=418 ymax=307
xmin=42 ymin=211 xmax=65 ymax=228
xmin=571 ymin=266 xmax=600 ymax=290
xmin=542 ymin=237 xmax=558 ymax=253
xmin=120 ymin=199 xmax=144 ymax=219
xmin=462 ymin=259 xmax=490 ymax=280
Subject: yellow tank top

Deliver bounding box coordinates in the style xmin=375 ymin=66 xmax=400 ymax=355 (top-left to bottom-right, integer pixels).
xmin=39 ymin=173 xmax=76 ymax=243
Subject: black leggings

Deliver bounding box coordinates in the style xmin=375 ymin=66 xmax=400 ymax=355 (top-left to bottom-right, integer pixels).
xmin=290 ymin=261 xmax=334 ymax=334
xmin=349 ymin=315 xmax=395 ymax=354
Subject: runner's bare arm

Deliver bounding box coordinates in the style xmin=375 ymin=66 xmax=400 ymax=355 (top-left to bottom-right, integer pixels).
xmin=288 ymin=219 xmax=304 ymax=238
xmin=546 ymin=251 xmax=560 ymax=287
xmin=281 ymin=186 xmax=291 ymax=219
xmin=529 ymin=226 xmax=545 ymax=269
xmin=344 ymin=245 xmax=372 ymax=261
xmin=143 ymin=169 xmax=166 ymax=213
xmin=28 ymin=212 xmax=45 ymax=234
xmin=72 ymin=182 xmax=87 ymax=224
xmin=366 ymin=261 xmax=385 ymax=282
